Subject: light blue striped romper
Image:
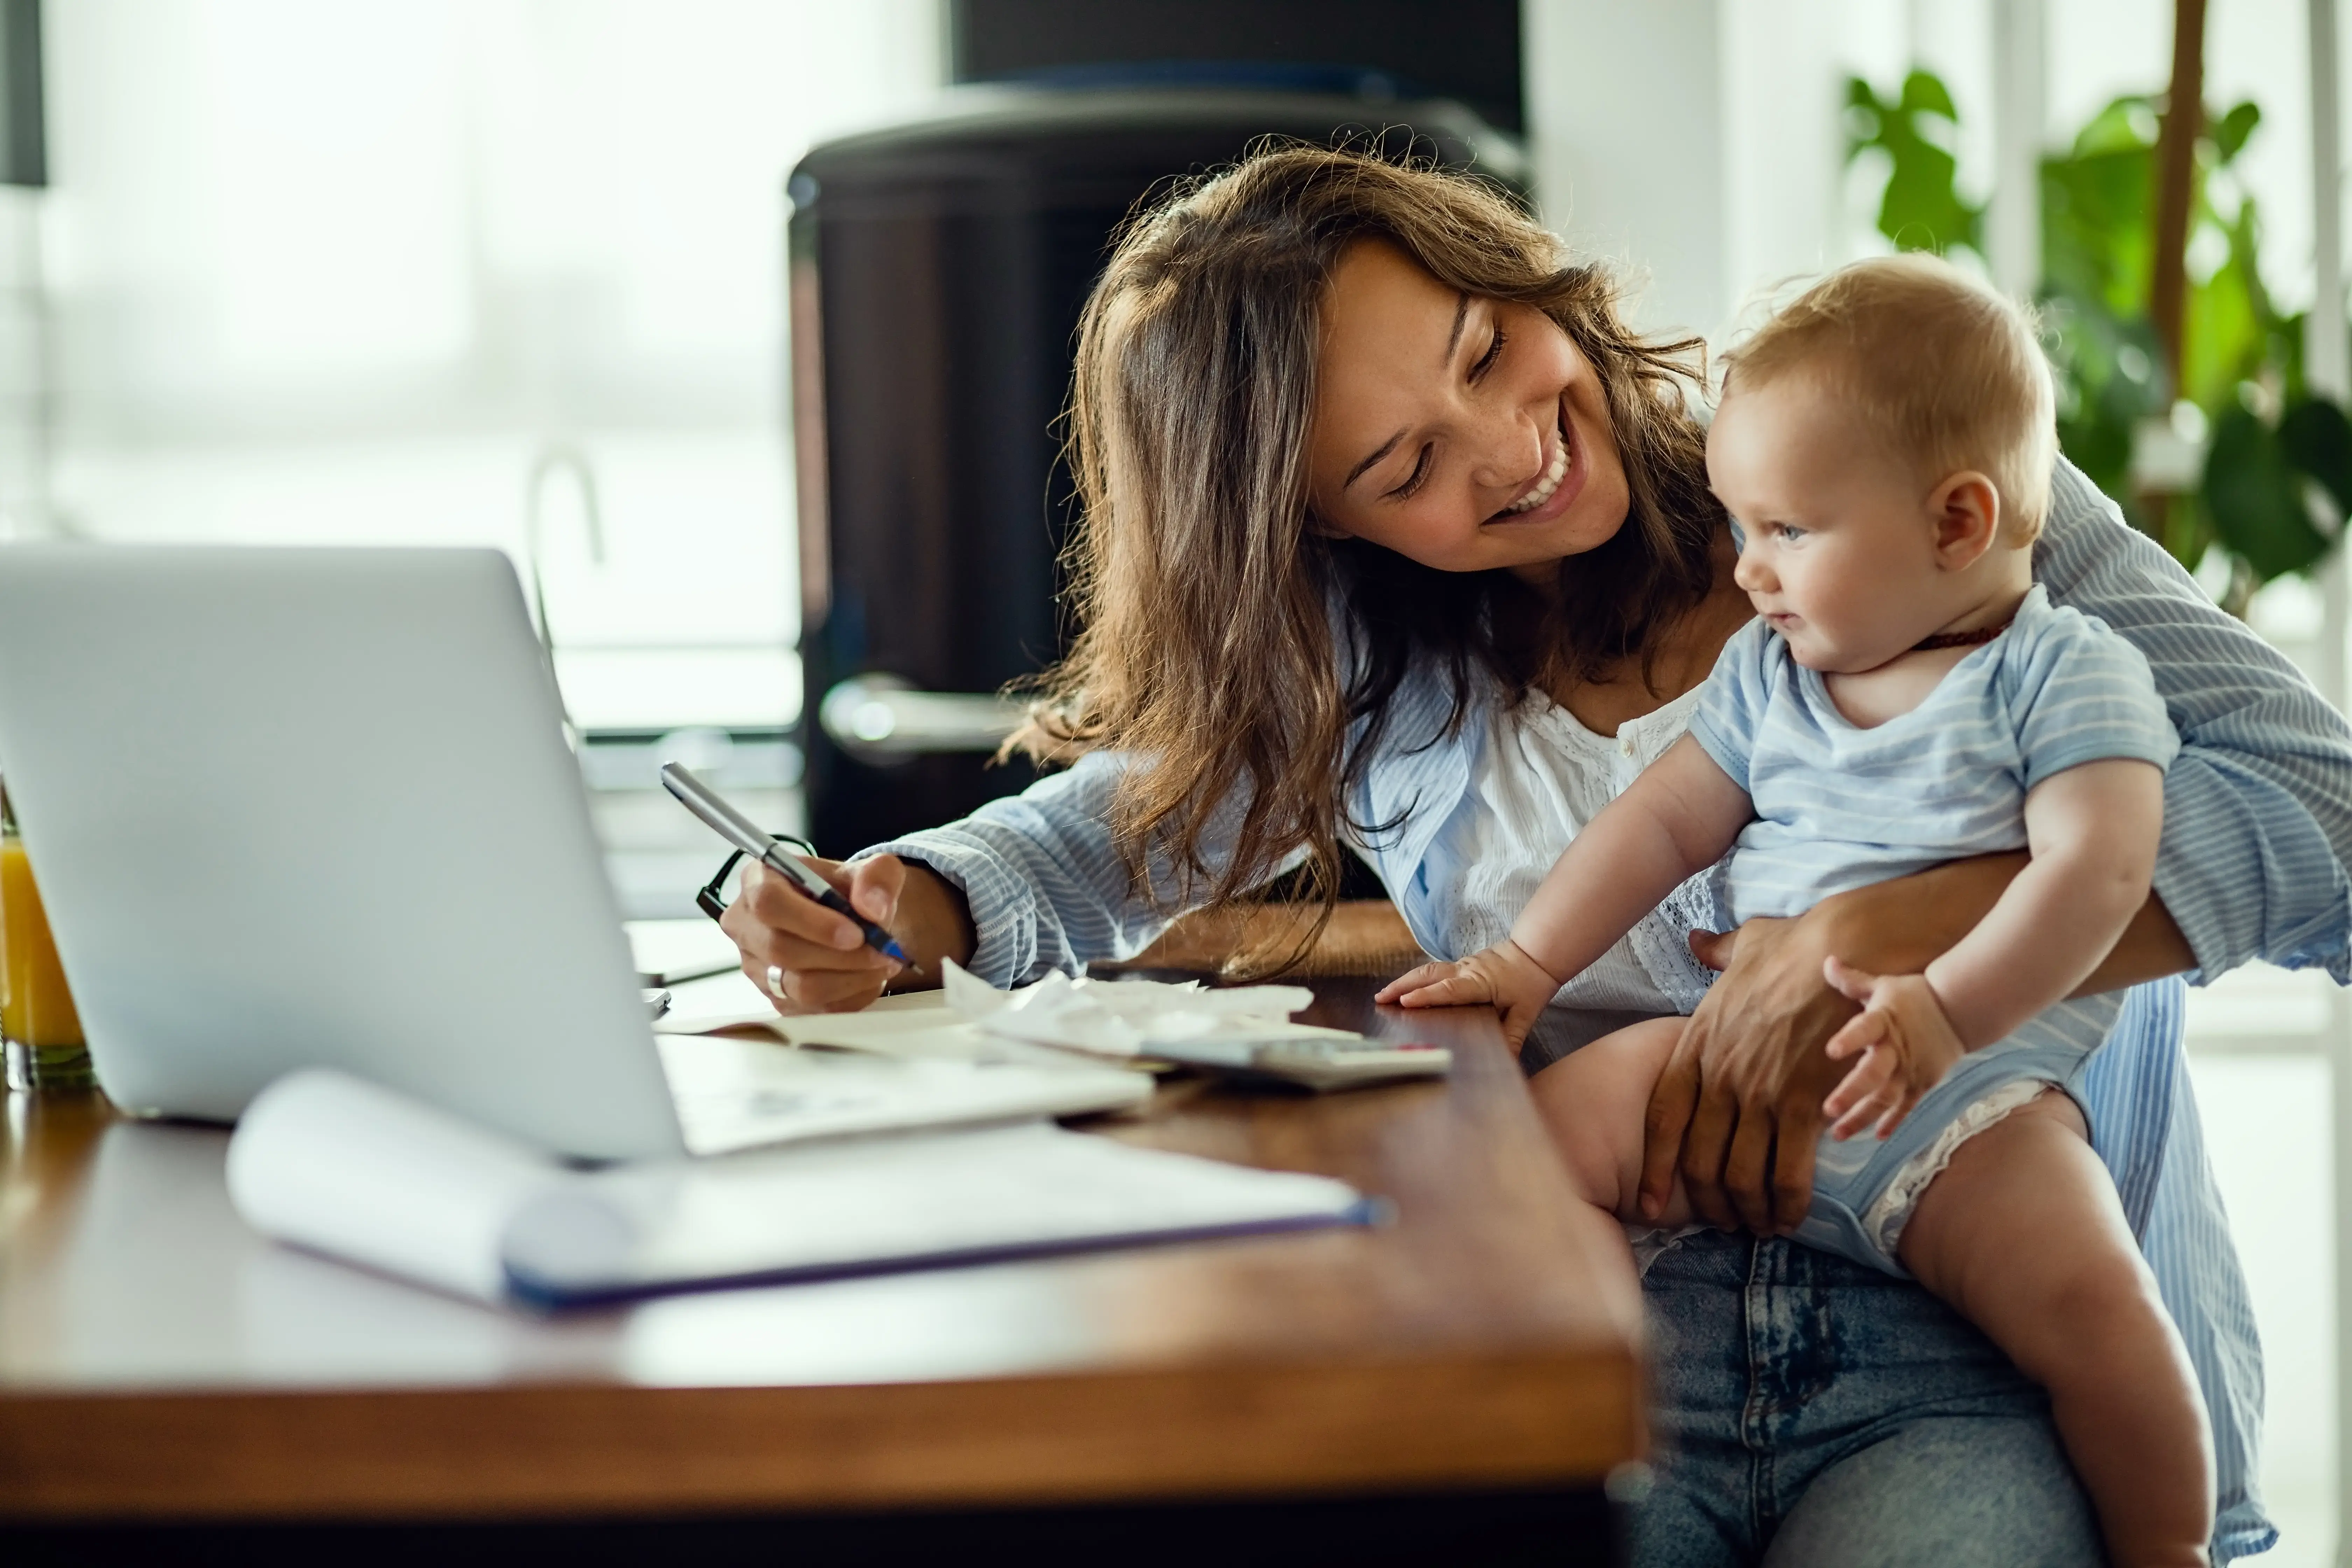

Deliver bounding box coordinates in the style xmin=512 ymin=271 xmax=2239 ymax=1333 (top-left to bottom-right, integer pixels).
xmin=1688 ymin=582 xmax=2180 ymax=1273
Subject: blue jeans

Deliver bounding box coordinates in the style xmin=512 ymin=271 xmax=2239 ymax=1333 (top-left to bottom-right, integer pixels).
xmin=1534 ymin=981 xmax=2270 ymax=1563
xmin=1631 ymin=1230 xmax=2102 ymax=1567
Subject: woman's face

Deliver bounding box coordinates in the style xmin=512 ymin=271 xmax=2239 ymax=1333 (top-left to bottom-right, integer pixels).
xmin=1307 ymin=239 xmax=1630 ymax=577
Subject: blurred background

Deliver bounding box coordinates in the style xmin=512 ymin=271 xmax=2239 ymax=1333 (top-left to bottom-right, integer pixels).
xmin=0 ymin=2 xmax=2343 ymax=1558
xmin=0 ymin=0 xmax=2330 ymax=903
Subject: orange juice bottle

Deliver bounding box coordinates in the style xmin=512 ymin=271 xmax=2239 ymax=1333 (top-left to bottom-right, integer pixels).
xmin=1 ymin=780 xmax=93 ymax=1092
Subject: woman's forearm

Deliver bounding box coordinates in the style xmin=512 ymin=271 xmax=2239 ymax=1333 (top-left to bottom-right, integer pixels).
xmin=1814 ymin=850 xmax=2194 ymax=996
xmin=2080 ymin=889 xmax=2196 ymax=991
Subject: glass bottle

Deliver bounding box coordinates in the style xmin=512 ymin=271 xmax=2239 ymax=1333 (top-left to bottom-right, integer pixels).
xmin=1 ymin=777 xmax=94 ymax=1092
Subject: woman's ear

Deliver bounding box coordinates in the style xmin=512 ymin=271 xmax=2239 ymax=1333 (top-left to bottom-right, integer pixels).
xmin=1928 ymin=471 xmax=2001 ymax=572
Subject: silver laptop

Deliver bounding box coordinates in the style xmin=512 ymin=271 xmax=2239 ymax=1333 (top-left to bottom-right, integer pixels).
xmin=0 ymin=546 xmax=1138 ymax=1161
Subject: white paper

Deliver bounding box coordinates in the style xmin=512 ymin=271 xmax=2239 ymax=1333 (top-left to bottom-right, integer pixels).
xmin=227 ymin=1070 xmax=570 ymax=1303
xmin=941 ymin=960 xmax=1343 ymax=1057
xmin=228 ymin=1070 xmax=1367 ymax=1310
xmin=652 ymin=969 xmax=971 ymax=1038
xmin=652 ymin=1031 xmax=1152 ymax=1155
xmin=502 ymin=1121 xmax=1366 ymax=1300
xmin=656 ymin=967 xmax=1353 ymax=1071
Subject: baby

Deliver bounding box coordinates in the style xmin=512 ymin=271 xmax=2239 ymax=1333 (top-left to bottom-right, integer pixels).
xmin=1379 ymin=255 xmax=2213 ymax=1567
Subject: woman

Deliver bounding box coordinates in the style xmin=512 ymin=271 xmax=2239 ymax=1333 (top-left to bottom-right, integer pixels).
xmin=728 ymin=147 xmax=2346 ymax=1564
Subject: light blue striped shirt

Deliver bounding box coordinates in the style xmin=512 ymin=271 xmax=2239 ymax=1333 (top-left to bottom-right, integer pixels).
xmin=867 ymin=459 xmax=2346 ymax=1559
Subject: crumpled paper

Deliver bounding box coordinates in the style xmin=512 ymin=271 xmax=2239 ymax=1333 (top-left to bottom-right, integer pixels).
xmin=940 ymin=959 xmax=1324 ymax=1058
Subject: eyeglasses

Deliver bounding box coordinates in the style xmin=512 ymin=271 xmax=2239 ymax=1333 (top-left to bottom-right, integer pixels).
xmin=695 ymin=833 xmax=818 ymax=924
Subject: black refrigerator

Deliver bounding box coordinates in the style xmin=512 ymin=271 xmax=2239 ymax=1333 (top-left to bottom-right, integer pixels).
xmin=790 ymin=85 xmax=1522 ymax=854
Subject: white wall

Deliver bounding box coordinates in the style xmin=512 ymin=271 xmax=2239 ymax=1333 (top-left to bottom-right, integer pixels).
xmin=1523 ymin=0 xmax=2338 ymax=343
xmin=1522 ymin=0 xmax=1725 ymax=340
xmin=1720 ymin=1 xmax=1857 ymax=324
xmin=25 ymin=0 xmax=945 ymax=732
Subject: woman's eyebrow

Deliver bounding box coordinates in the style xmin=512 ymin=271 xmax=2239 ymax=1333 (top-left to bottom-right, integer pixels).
xmin=1345 ymin=432 xmax=1404 ymax=490
xmin=1443 ymin=290 xmax=1470 ymax=362
xmin=1344 ymin=294 xmax=1472 ymax=491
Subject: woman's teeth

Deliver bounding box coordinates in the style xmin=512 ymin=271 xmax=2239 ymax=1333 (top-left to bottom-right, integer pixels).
xmin=1505 ymin=426 xmax=1572 ymax=514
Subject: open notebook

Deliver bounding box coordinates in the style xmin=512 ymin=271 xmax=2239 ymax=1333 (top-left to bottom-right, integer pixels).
xmin=228 ymin=1070 xmax=1374 ymax=1309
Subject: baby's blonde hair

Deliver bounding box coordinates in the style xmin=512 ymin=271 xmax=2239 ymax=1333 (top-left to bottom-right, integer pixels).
xmin=1722 ymin=253 xmax=2057 ymax=543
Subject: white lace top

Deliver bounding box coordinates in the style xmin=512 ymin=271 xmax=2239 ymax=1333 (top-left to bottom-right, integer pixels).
xmin=1426 ymin=682 xmax=1722 ymax=1016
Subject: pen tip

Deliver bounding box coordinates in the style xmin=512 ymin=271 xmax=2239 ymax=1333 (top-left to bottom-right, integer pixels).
xmin=883 ymin=938 xmax=911 ymax=963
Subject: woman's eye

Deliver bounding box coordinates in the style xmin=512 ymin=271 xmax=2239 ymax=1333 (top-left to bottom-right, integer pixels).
xmin=1471 ymin=323 xmax=1507 ymax=380
xmin=1388 ymin=446 xmax=1433 ymax=500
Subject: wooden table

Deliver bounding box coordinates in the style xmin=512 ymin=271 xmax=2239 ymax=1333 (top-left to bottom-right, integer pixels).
xmin=0 ymin=979 xmax=1644 ymax=1559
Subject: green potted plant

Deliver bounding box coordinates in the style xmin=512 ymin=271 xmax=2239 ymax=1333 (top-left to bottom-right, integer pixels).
xmin=1845 ymin=68 xmax=2352 ymax=614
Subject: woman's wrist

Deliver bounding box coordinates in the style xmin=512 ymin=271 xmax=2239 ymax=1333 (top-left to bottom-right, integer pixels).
xmin=882 ymin=860 xmax=977 ymax=989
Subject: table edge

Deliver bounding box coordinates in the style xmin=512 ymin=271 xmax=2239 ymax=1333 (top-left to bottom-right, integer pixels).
xmin=0 ymin=1350 xmax=1645 ymax=1520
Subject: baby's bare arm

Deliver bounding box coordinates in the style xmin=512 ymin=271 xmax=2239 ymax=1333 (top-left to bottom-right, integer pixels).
xmin=1510 ymin=734 xmax=1754 ymax=983
xmin=1379 ymin=737 xmax=1751 ymax=1043
xmin=1922 ymin=758 xmax=2165 ymax=1048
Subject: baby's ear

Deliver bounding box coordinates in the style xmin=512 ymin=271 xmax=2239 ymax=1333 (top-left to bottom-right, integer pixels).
xmin=1928 ymin=471 xmax=2002 ymax=571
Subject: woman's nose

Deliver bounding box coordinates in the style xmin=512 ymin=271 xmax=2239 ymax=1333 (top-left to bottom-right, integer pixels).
xmin=1470 ymin=403 xmax=1547 ymax=492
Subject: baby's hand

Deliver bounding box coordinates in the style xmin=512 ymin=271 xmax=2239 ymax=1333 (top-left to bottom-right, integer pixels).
xmin=1817 ymin=957 xmax=1967 ymax=1141
xmin=1376 ymin=941 xmax=1561 ymax=1049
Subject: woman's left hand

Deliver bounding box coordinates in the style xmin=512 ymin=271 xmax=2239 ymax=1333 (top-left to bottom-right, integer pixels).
xmin=1642 ymin=850 xmax=2193 ymax=1236
xmin=1634 ymin=911 xmax=1859 ymax=1234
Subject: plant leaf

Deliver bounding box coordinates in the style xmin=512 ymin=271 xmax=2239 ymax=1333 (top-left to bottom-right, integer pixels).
xmin=2072 ymin=95 xmax=2158 ymax=157
xmin=2210 ymin=100 xmax=2261 ymax=163
xmin=1844 ymin=71 xmax=1983 ymax=256
xmin=1900 ymin=69 xmax=1959 ymax=121
xmin=2281 ymin=397 xmax=2352 ymax=519
xmin=2204 ymin=402 xmax=2332 ymax=578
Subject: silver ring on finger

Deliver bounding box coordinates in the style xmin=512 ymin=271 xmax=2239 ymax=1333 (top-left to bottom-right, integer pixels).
xmin=765 ymin=964 xmax=788 ymax=1001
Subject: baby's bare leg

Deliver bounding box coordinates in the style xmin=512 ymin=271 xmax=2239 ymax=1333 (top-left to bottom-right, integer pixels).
xmin=1896 ymin=1091 xmax=2213 ymax=1568
xmin=1526 ymin=1017 xmax=1695 ymax=1225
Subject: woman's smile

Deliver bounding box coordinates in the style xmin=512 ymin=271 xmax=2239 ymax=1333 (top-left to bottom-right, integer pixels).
xmin=1488 ymin=401 xmax=1582 ymax=525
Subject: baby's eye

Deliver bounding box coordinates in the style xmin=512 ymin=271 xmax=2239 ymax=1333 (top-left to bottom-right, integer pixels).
xmin=1772 ymin=522 xmax=1807 ymax=542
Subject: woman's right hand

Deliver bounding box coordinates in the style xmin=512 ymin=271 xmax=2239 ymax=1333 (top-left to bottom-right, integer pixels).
xmin=715 ymin=851 xmax=955 ymax=1011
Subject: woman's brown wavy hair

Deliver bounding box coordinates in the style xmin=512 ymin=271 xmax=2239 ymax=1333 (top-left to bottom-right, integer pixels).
xmin=1014 ymin=144 xmax=1721 ymax=964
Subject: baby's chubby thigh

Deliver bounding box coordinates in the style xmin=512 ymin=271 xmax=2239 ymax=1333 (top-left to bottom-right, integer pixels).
xmin=1526 ymin=1016 xmax=1690 ymax=1221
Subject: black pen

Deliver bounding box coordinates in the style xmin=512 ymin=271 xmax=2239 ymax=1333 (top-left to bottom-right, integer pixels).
xmin=658 ymin=762 xmax=910 ymax=963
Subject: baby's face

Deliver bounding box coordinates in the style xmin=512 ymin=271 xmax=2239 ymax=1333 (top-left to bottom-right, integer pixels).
xmin=1707 ymin=374 xmax=1946 ymax=673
